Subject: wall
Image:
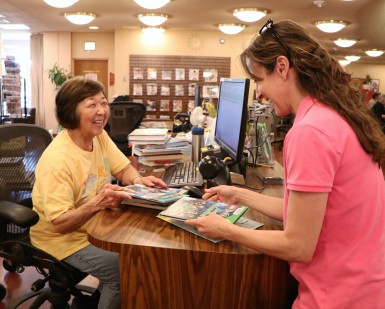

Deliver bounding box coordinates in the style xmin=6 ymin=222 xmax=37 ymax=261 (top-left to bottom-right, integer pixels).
xmin=43 ymin=32 xmax=71 ymax=133
xmin=41 ymin=29 xmax=385 ymax=131
xmin=347 ymin=62 xmax=385 ymax=93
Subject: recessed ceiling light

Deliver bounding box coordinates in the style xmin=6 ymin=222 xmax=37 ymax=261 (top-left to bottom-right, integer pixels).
xmin=315 ymin=20 xmax=347 ymax=33
xmin=232 ymin=8 xmax=267 ymax=23
xmin=64 ymin=12 xmax=96 ymax=25
xmin=89 ymin=26 xmax=99 ymax=30
xmin=333 ymin=38 xmax=357 ymax=48
xmin=365 ymin=49 xmax=385 ymax=57
xmin=345 ymin=55 xmax=361 ymax=61
xmin=134 ymin=0 xmax=170 ymax=9
xmin=141 ymin=26 xmax=166 ymax=35
xmin=218 ymin=24 xmax=245 ymax=35
xmin=138 ymin=13 xmax=168 ymax=26
xmin=338 ymin=59 xmax=351 ymax=66
xmin=44 ymin=0 xmax=79 ymax=8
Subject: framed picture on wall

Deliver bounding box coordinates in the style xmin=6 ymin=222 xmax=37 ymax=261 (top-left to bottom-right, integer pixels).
xmin=175 ymin=68 xmax=185 ymax=80
xmin=371 ymin=79 xmax=380 ymax=93
xmin=147 ymin=68 xmax=157 ymax=80
xmin=133 ymin=68 xmax=143 ymax=79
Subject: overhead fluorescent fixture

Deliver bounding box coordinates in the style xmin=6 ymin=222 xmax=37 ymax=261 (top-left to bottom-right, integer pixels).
xmin=134 ymin=0 xmax=170 ymax=9
xmin=64 ymin=12 xmax=96 ymax=25
xmin=365 ymin=49 xmax=384 ymax=57
xmin=88 ymin=26 xmax=99 ymax=30
xmin=333 ymin=38 xmax=357 ymax=48
xmin=44 ymin=0 xmax=79 ymax=8
xmin=345 ymin=55 xmax=360 ymax=61
xmin=218 ymin=24 xmax=245 ymax=35
xmin=0 ymin=24 xmax=30 ymax=30
xmin=138 ymin=13 xmax=168 ymax=26
xmin=233 ymin=8 xmax=267 ymax=23
xmin=315 ymin=20 xmax=347 ymax=33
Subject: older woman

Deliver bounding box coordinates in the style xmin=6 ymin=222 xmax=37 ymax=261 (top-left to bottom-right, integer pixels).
xmin=187 ymin=20 xmax=385 ymax=308
xmin=30 ymin=77 xmax=166 ymax=308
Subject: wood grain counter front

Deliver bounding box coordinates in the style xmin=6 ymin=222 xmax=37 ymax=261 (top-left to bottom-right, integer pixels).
xmin=87 ymin=161 xmax=298 ymax=309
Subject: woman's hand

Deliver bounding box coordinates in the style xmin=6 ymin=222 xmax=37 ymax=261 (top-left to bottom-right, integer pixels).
xmin=91 ymin=183 xmax=133 ymax=210
xmin=134 ymin=175 xmax=168 ymax=188
xmin=185 ymin=213 xmax=233 ymax=239
xmin=202 ymin=185 xmax=240 ymax=204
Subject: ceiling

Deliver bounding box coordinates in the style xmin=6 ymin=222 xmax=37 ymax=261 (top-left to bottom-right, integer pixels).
xmin=1 ymin=0 xmax=385 ymax=64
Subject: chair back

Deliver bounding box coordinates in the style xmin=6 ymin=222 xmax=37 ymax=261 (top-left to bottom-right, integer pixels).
xmin=0 ymin=124 xmax=53 ymax=202
xmin=106 ymin=101 xmax=146 ymax=154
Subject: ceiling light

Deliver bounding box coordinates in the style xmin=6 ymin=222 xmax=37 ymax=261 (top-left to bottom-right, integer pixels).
xmin=138 ymin=13 xmax=168 ymax=26
xmin=232 ymin=8 xmax=267 ymax=23
xmin=0 ymin=24 xmax=30 ymax=30
xmin=44 ymin=0 xmax=79 ymax=8
xmin=315 ymin=20 xmax=347 ymax=33
xmin=338 ymin=59 xmax=351 ymax=66
xmin=345 ymin=55 xmax=361 ymax=61
xmin=218 ymin=24 xmax=245 ymax=35
xmin=64 ymin=12 xmax=96 ymax=25
xmin=365 ymin=49 xmax=385 ymax=57
xmin=333 ymin=38 xmax=357 ymax=48
xmin=89 ymin=26 xmax=99 ymax=30
xmin=141 ymin=26 xmax=165 ymax=35
xmin=134 ymin=0 xmax=170 ymax=9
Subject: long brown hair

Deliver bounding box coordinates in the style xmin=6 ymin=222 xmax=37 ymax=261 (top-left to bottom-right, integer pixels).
xmin=240 ymin=19 xmax=385 ymax=173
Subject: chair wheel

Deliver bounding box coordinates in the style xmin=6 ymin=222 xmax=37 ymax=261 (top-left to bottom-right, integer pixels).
xmin=3 ymin=259 xmax=17 ymax=272
xmin=0 ymin=284 xmax=6 ymax=300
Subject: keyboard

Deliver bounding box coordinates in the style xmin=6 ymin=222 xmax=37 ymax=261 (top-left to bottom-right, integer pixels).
xmin=162 ymin=162 xmax=204 ymax=187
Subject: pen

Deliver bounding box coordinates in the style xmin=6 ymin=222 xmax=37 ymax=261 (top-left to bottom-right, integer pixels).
xmin=256 ymin=163 xmax=274 ymax=168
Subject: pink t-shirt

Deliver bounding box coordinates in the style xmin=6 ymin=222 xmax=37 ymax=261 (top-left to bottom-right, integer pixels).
xmin=283 ymin=96 xmax=385 ymax=308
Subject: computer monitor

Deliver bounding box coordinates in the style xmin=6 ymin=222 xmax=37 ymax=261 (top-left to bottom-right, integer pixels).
xmin=214 ymin=78 xmax=250 ymax=163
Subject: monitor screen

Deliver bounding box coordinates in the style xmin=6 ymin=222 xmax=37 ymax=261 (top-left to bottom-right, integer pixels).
xmin=214 ymin=78 xmax=250 ymax=163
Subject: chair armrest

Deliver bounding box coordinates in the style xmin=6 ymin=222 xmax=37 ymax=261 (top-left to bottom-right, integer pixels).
xmin=0 ymin=200 xmax=39 ymax=228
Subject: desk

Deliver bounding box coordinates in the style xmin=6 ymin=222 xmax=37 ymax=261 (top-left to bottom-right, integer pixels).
xmin=87 ymin=160 xmax=298 ymax=309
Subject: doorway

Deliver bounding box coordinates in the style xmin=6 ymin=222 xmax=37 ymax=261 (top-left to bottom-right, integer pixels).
xmin=74 ymin=60 xmax=108 ymax=98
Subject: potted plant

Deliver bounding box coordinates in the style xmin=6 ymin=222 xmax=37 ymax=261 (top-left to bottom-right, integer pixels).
xmin=47 ymin=63 xmax=72 ymax=90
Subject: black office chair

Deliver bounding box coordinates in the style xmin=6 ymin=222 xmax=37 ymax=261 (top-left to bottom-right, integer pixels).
xmin=105 ymin=101 xmax=146 ymax=155
xmin=0 ymin=124 xmax=98 ymax=308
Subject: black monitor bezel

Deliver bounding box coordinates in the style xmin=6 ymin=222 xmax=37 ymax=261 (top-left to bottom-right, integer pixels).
xmin=214 ymin=78 xmax=250 ymax=163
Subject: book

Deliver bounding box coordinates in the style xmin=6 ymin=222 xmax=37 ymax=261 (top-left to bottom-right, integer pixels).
xmin=158 ymin=196 xmax=248 ymax=223
xmin=136 ymin=153 xmax=184 ymax=162
xmin=123 ymin=184 xmax=187 ymax=204
xmin=128 ymin=128 xmax=169 ymax=141
xmin=157 ymin=215 xmax=263 ymax=243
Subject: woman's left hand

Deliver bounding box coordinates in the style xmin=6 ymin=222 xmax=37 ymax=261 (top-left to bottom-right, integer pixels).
xmin=135 ymin=175 xmax=168 ymax=188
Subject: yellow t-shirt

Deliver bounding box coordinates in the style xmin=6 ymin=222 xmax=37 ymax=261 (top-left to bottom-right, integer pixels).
xmin=30 ymin=129 xmax=130 ymax=260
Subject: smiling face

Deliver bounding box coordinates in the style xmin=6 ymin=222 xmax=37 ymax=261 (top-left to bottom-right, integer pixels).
xmin=246 ymin=57 xmax=293 ymax=117
xmin=75 ymin=91 xmax=110 ymax=140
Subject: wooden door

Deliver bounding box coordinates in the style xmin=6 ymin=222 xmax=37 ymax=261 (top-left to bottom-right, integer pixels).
xmin=74 ymin=60 xmax=108 ymax=98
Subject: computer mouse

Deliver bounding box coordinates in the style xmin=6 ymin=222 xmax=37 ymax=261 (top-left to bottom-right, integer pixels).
xmin=182 ymin=186 xmax=204 ymax=199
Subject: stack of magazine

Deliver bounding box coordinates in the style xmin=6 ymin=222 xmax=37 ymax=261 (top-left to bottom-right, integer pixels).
xmin=122 ymin=184 xmax=188 ymax=210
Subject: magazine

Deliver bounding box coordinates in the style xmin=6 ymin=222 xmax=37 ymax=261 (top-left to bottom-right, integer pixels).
xmin=157 ymin=215 xmax=263 ymax=243
xmin=159 ymin=196 xmax=248 ymax=223
xmin=123 ymin=184 xmax=187 ymax=204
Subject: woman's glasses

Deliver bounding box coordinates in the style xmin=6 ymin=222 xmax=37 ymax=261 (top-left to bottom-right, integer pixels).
xmin=259 ymin=19 xmax=291 ymax=62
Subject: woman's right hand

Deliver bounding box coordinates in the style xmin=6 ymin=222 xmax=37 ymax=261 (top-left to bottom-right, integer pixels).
xmin=202 ymin=185 xmax=240 ymax=205
xmin=91 ymin=183 xmax=132 ymax=210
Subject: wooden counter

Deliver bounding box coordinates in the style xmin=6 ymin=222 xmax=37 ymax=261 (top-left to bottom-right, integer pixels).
xmin=87 ymin=161 xmax=297 ymax=309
